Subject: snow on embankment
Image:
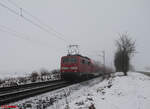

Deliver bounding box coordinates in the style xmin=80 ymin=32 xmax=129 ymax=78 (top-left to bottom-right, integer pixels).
xmin=63 ymin=72 xmax=150 ymax=109
xmin=0 ymin=72 xmax=28 ymax=80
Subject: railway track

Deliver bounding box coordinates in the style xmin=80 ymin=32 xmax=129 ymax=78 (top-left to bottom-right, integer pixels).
xmin=0 ymin=80 xmax=61 ymax=94
xmin=0 ymin=80 xmax=72 ymax=105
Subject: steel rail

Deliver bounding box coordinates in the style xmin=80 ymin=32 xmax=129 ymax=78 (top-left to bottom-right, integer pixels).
xmin=0 ymin=80 xmax=61 ymax=94
xmin=0 ymin=81 xmax=71 ymax=105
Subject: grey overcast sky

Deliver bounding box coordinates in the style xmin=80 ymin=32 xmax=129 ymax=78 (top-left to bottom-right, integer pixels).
xmin=0 ymin=0 xmax=150 ymax=74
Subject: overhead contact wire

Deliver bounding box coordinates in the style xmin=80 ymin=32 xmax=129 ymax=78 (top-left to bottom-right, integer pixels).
xmin=0 ymin=1 xmax=69 ymax=43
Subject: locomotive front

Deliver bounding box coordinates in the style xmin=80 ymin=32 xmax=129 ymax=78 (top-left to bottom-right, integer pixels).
xmin=60 ymin=55 xmax=80 ymax=81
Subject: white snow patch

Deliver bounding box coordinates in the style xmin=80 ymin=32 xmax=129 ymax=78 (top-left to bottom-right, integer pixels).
xmin=10 ymin=72 xmax=150 ymax=109
xmin=60 ymin=72 xmax=150 ymax=109
xmin=0 ymin=72 xmax=29 ymax=80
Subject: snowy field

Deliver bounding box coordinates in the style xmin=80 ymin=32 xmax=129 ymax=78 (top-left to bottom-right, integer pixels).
xmin=0 ymin=72 xmax=29 ymax=80
xmin=58 ymin=72 xmax=150 ymax=109
xmin=11 ymin=72 xmax=150 ymax=109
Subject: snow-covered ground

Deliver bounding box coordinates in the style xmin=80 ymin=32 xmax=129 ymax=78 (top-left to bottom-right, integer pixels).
xmin=11 ymin=72 xmax=150 ymax=109
xmin=0 ymin=71 xmax=59 ymax=87
xmin=58 ymin=72 xmax=150 ymax=109
xmin=0 ymin=72 xmax=29 ymax=80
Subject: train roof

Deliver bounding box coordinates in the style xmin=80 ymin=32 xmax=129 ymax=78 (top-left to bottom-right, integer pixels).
xmin=62 ymin=54 xmax=90 ymax=60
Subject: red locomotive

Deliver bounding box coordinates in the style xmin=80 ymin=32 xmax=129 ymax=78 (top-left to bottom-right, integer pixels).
xmin=60 ymin=54 xmax=103 ymax=81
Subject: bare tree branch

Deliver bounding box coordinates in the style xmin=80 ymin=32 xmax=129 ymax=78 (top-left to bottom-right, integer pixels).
xmin=114 ymin=32 xmax=136 ymax=75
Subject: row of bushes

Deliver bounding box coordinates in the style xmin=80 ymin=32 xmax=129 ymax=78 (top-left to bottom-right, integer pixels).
xmin=0 ymin=69 xmax=60 ymax=87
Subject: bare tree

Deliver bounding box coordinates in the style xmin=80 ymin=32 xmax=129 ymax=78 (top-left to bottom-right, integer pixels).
xmin=114 ymin=32 xmax=136 ymax=75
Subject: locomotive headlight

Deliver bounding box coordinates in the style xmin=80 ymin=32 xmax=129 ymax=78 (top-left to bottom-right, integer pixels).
xmin=61 ymin=67 xmax=69 ymax=70
xmin=70 ymin=67 xmax=78 ymax=70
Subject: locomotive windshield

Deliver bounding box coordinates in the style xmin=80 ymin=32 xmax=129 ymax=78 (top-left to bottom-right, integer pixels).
xmin=62 ymin=57 xmax=77 ymax=64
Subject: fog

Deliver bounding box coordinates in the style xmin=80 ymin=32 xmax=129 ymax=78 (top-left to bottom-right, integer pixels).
xmin=0 ymin=0 xmax=150 ymax=74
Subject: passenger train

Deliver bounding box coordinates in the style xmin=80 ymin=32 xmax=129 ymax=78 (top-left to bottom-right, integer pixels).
xmin=60 ymin=54 xmax=104 ymax=81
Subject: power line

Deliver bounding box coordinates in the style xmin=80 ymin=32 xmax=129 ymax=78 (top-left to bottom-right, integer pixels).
xmin=8 ymin=0 xmax=66 ymax=37
xmin=0 ymin=1 xmax=69 ymax=43
xmin=21 ymin=15 xmax=68 ymax=42
xmin=7 ymin=0 xmax=20 ymax=9
xmin=7 ymin=0 xmax=69 ymax=43
xmin=0 ymin=24 xmax=48 ymax=47
xmin=0 ymin=27 xmax=30 ymax=41
xmin=0 ymin=24 xmax=48 ymax=46
xmin=0 ymin=24 xmax=28 ymax=37
xmin=22 ymin=9 xmax=67 ymax=39
xmin=0 ymin=25 xmax=65 ymax=52
xmin=0 ymin=1 xmax=19 ymax=16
